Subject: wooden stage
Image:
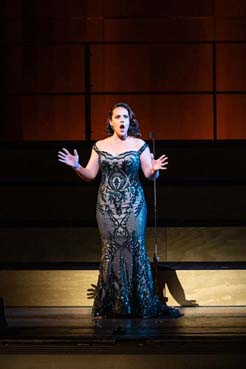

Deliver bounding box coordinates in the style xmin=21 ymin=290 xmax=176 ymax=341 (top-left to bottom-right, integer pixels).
xmin=0 ymin=306 xmax=245 ymax=353
xmin=0 ymin=306 xmax=245 ymax=368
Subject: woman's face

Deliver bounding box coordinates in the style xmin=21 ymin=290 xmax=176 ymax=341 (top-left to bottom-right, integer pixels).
xmin=110 ymin=107 xmax=130 ymax=139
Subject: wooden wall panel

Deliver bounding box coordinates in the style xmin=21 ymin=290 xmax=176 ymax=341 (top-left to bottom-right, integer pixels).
xmin=91 ymin=95 xmax=213 ymax=140
xmin=91 ymin=45 xmax=212 ymax=92
xmin=215 ymin=0 xmax=246 ymax=16
xmin=1 ymin=19 xmax=87 ymax=43
xmin=217 ymin=45 xmax=246 ymax=90
xmin=2 ymin=3 xmax=87 ymax=42
xmin=217 ymin=95 xmax=246 ymax=139
xmin=215 ymin=17 xmax=246 ymax=40
xmin=14 ymin=0 xmax=87 ymax=18
xmin=3 ymin=47 xmax=23 ymax=93
xmin=102 ymin=0 xmax=214 ymax=17
xmin=103 ymin=18 xmax=213 ymax=42
xmin=86 ymin=18 xmax=104 ymax=41
xmin=1 ymin=19 xmax=23 ymax=43
xmin=3 ymin=0 xmax=217 ymax=18
xmin=6 ymin=46 xmax=85 ymax=93
xmin=86 ymin=0 xmax=104 ymax=17
xmin=16 ymin=4 xmax=87 ymax=42
xmin=2 ymin=0 xmax=24 ymax=17
xmin=2 ymin=0 xmax=22 ymax=17
xmin=19 ymin=96 xmax=85 ymax=140
xmin=21 ymin=18 xmax=87 ymax=43
xmin=1 ymin=1 xmax=245 ymax=142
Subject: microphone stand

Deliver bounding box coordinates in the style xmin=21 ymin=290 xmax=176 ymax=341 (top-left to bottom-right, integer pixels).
xmin=150 ymin=132 xmax=168 ymax=304
xmin=149 ymin=132 xmax=159 ymax=292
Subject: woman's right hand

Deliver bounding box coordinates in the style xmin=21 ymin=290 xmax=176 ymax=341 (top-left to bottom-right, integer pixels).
xmin=58 ymin=148 xmax=79 ymax=168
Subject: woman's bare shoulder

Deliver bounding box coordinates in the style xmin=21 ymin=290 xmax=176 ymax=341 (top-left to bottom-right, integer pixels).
xmin=131 ymin=137 xmax=146 ymax=149
xmin=94 ymin=138 xmax=110 ymax=150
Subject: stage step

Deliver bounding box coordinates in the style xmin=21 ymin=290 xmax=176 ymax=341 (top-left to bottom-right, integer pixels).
xmin=0 ymin=307 xmax=245 ymax=369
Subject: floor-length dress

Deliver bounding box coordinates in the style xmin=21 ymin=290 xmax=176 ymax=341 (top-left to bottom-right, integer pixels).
xmin=92 ymin=142 xmax=176 ymax=318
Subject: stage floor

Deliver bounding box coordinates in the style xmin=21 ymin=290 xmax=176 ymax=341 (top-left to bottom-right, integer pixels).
xmin=1 ymin=306 xmax=246 ymax=355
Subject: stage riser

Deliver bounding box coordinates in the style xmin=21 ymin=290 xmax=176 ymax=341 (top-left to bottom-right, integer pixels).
xmin=2 ymin=143 xmax=246 ymax=182
xmin=1 ymin=227 xmax=246 ymax=262
xmin=1 ymin=185 xmax=246 ymax=224
xmin=0 ymin=354 xmax=245 ymax=369
xmin=0 ymin=270 xmax=245 ymax=306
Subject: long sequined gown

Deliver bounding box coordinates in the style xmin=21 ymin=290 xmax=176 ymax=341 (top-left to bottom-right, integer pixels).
xmin=92 ymin=142 xmax=174 ymax=318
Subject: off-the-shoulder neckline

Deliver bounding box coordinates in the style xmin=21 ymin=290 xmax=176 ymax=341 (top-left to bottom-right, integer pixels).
xmin=93 ymin=142 xmax=147 ymax=157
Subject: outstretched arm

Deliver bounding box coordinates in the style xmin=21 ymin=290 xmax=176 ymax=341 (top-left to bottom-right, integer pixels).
xmin=140 ymin=145 xmax=168 ymax=180
xmin=58 ymin=147 xmax=99 ymax=182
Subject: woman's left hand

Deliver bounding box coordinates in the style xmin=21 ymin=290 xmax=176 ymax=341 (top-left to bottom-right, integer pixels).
xmin=151 ymin=153 xmax=168 ymax=172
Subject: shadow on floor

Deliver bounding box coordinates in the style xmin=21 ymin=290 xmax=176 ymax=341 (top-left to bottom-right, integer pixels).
xmin=155 ymin=268 xmax=199 ymax=307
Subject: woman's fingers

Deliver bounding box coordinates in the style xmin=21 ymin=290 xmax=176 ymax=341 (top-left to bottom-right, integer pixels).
xmin=58 ymin=148 xmax=78 ymax=158
xmin=152 ymin=155 xmax=169 ymax=171
xmin=58 ymin=148 xmax=75 ymax=167
xmin=160 ymin=160 xmax=168 ymax=168
xmin=58 ymin=151 xmax=67 ymax=159
xmin=58 ymin=149 xmax=70 ymax=160
xmin=62 ymin=148 xmax=70 ymax=154
xmin=159 ymin=155 xmax=168 ymax=161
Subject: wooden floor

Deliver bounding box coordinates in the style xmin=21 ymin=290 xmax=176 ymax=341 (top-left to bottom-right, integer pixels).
xmin=1 ymin=306 xmax=246 ymax=355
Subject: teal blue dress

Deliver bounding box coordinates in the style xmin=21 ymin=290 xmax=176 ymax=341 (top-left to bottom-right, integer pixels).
xmin=92 ymin=142 xmax=179 ymax=318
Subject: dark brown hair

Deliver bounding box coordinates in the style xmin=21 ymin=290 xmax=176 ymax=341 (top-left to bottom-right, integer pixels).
xmin=106 ymin=102 xmax=141 ymax=137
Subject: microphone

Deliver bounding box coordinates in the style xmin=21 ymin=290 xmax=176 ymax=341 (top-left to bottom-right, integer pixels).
xmin=149 ymin=131 xmax=156 ymax=139
xmin=149 ymin=131 xmax=156 ymax=156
